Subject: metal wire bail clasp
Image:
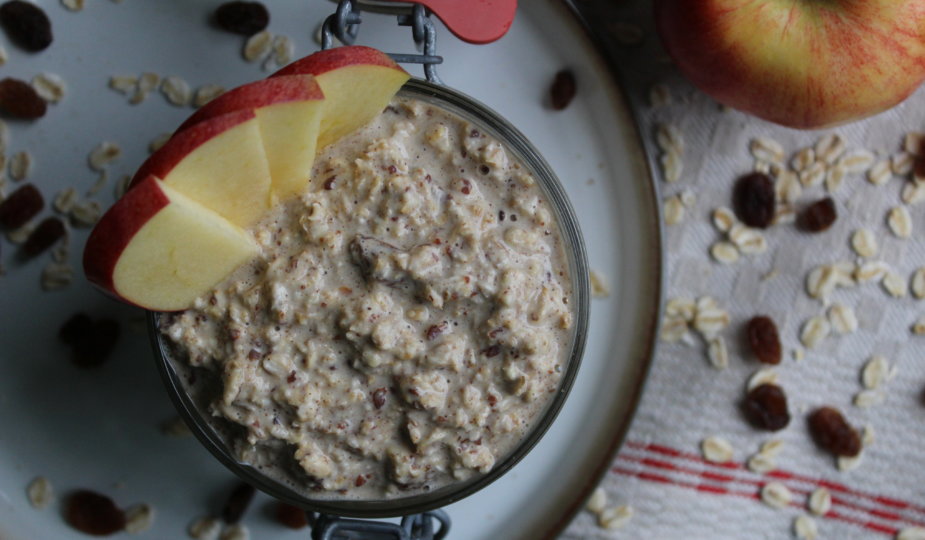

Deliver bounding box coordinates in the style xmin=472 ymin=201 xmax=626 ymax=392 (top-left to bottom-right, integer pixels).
xmin=321 ymin=0 xmax=445 ymax=84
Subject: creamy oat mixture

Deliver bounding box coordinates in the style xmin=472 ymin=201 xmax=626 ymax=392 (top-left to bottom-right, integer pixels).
xmin=162 ymin=96 xmax=574 ymax=498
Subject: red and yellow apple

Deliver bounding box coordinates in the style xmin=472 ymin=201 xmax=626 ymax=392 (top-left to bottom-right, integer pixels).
xmin=273 ymin=46 xmax=410 ymax=149
xmin=654 ymin=0 xmax=925 ymax=128
xmin=83 ymin=175 xmax=258 ymax=311
xmin=131 ymin=109 xmax=273 ymax=227
xmin=175 ymin=75 xmax=325 ymax=200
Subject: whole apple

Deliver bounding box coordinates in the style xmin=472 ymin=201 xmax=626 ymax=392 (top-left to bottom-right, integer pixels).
xmin=654 ymin=0 xmax=925 ymax=129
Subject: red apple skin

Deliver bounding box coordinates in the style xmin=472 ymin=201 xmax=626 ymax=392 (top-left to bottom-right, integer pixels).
xmin=83 ymin=175 xmax=169 ymax=302
xmin=130 ymin=108 xmax=257 ymax=188
xmin=272 ymin=45 xmax=404 ymax=77
xmin=655 ymin=0 xmax=925 ymax=128
xmin=174 ymin=75 xmax=323 ymax=133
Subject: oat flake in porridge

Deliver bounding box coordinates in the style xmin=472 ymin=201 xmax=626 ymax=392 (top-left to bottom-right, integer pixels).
xmin=162 ymin=96 xmax=576 ymax=498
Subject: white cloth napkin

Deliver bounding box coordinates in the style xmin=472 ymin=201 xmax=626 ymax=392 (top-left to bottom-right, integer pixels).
xmin=563 ymin=7 xmax=925 ymax=538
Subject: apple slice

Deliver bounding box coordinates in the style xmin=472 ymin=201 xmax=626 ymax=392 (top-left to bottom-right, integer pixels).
xmin=175 ymin=75 xmax=325 ymax=200
xmin=83 ymin=175 xmax=258 ymax=311
xmin=131 ymin=109 xmax=273 ymax=227
xmin=273 ymin=46 xmax=410 ymax=149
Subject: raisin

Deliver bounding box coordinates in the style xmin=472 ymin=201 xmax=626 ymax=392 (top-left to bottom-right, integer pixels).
xmin=808 ymin=406 xmax=861 ymax=457
xmin=72 ymin=318 xmax=120 ymax=368
xmin=742 ymin=383 xmax=790 ymax=431
xmin=425 ymin=321 xmax=448 ymax=340
xmin=0 ymin=1 xmax=51 ymax=51
xmin=0 ymin=183 xmax=43 ymax=229
xmin=64 ymin=490 xmax=126 ymax=536
xmin=0 ymin=77 xmax=46 ymax=119
xmin=372 ymin=387 xmax=387 ymax=409
xmin=213 ymin=1 xmax=269 ymax=36
xmin=482 ymin=344 xmax=501 ymax=358
xmin=746 ymin=315 xmax=781 ymax=365
xmin=732 ymin=172 xmax=775 ymax=228
xmin=796 ymin=197 xmax=837 ymax=232
xmin=550 ymin=69 xmax=576 ymax=111
xmin=354 ymin=475 xmax=367 ymax=487
xmin=59 ymin=312 xmax=92 ymax=345
xmin=274 ymin=502 xmax=308 ymax=529
xmin=21 ymin=216 xmax=64 ymax=257
xmin=221 ymin=482 xmax=256 ymax=524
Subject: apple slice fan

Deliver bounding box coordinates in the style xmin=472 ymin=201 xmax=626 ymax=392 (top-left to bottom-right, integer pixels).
xmin=143 ymin=1 xmax=592 ymax=540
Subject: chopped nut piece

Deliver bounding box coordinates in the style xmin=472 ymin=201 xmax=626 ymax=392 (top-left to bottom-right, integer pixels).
xmin=760 ymin=482 xmax=792 ymax=509
xmin=88 ymin=142 xmax=121 ymax=171
xmin=807 ymin=487 xmax=831 ymax=515
xmin=701 ymin=436 xmax=733 ymax=463
xmin=710 ymin=241 xmax=739 ymax=264
xmin=800 ymin=316 xmax=830 ymax=348
xmin=828 ymin=303 xmax=858 ymax=334
xmin=794 ymin=515 xmax=818 ymax=540
xmin=26 ymin=476 xmax=54 ymax=509
xmin=887 ymin=206 xmax=913 ymax=238
xmin=586 ymin=487 xmax=607 ymax=514
xmin=850 ymin=228 xmax=878 ymax=258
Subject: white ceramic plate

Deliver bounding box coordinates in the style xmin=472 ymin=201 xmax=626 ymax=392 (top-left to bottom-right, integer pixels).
xmin=0 ymin=1 xmax=661 ymax=538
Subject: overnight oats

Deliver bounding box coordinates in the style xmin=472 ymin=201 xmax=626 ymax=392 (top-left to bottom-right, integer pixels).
xmin=159 ymin=90 xmax=583 ymax=500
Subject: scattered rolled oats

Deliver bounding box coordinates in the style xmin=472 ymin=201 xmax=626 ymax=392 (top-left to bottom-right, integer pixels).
xmin=87 ymin=170 xmax=108 ymax=196
xmin=655 ymin=123 xmax=684 ymax=154
xmin=760 ymin=482 xmax=792 ymax=509
xmin=746 ymin=452 xmax=775 ymax=474
xmin=89 ymin=141 xmax=121 ymax=171
xmin=53 ymin=187 xmax=77 ymax=214
xmin=665 ymin=297 xmax=696 ymax=321
xmin=41 ymin=261 xmax=73 ymax=290
xmin=760 ymin=439 xmax=784 ymax=457
xmin=855 ymin=260 xmax=890 ymax=283
xmin=825 ymin=165 xmax=846 ymax=193
xmin=598 ymin=505 xmax=633 ymax=530
xmin=901 ymin=181 xmax=925 ymax=205
xmin=130 ymin=72 xmax=160 ymax=104
xmin=7 ymin=221 xmax=34 ymax=244
xmin=727 ymin=224 xmax=766 ymax=255
xmin=61 ymin=0 xmax=84 ymax=11
xmin=882 ymin=270 xmax=909 ymax=298
xmin=898 ymin=528 xmax=925 ymax=540
xmin=806 ymin=265 xmax=837 ymax=302
xmin=827 ymin=303 xmax=858 ymax=334
xmin=679 ymin=189 xmax=696 ymax=208
xmin=124 ymin=503 xmax=155 ymax=534
xmin=850 ymin=228 xmax=878 ymax=258
xmin=867 ymin=159 xmax=893 ymax=186
xmin=775 ymin=170 xmax=802 ymax=204
xmin=109 ymin=74 xmax=138 ymax=94
xmin=31 ymin=73 xmax=66 ymax=103
xmin=790 ymin=147 xmax=815 ymax=172
xmin=710 ymin=241 xmax=739 ymax=264
xmin=586 ymin=487 xmax=607 ymax=514
xmin=800 ymin=316 xmax=830 ymax=349
xmin=188 ymin=516 xmax=222 ymax=540
xmin=892 ymin=152 xmax=915 ymax=175
xmin=693 ymin=297 xmax=730 ymax=338
xmin=904 ymin=132 xmax=925 ymax=155
xmin=712 ymin=207 xmax=736 ymax=233
xmin=161 ymin=76 xmax=192 ymax=106
xmin=837 ymin=452 xmax=863 ymax=471
xmin=912 ymin=316 xmax=925 ymax=335
xmin=799 ymin=161 xmax=826 ymax=188
xmin=648 ymin=83 xmax=671 ymax=108
xmin=194 ymin=84 xmax=225 ymax=108
xmin=793 ymin=515 xmax=818 ymax=540
xmin=219 ymin=524 xmax=250 ymax=540
xmin=272 ymin=34 xmax=294 ymax=68
xmin=663 ymin=195 xmax=685 ymax=225
xmin=243 ymin=30 xmax=273 ymax=62
xmin=807 ymin=487 xmax=831 ymax=516
xmin=837 ymin=149 xmax=875 ymax=173
xmin=750 ymin=137 xmax=785 ymax=164
xmin=701 ymin=436 xmax=733 ymax=463
xmin=114 ymin=174 xmax=131 ymax=199
xmin=659 ymin=150 xmax=682 ymax=183
xmin=707 ymin=337 xmax=728 ymax=370
xmin=853 ymin=389 xmax=884 ymax=408
xmin=9 ymin=151 xmax=31 ymax=181
xmin=26 ymin=476 xmax=54 ymax=509
xmin=589 ymin=270 xmax=610 ymax=298
xmin=660 ymin=315 xmax=689 ymax=343
xmin=747 ymin=368 xmax=778 ymax=392
xmin=70 ymin=200 xmax=102 ymax=227
xmin=815 ymin=133 xmax=846 ymax=165
xmin=887 ymin=206 xmax=913 ymax=238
